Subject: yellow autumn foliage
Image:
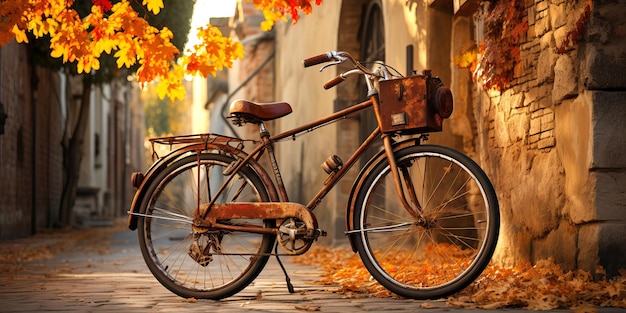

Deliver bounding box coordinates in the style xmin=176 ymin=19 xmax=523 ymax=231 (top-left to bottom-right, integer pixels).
xmin=0 ymin=0 xmax=322 ymax=101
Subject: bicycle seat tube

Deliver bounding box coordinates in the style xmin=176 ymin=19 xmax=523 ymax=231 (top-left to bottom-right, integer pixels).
xmin=259 ymin=122 xmax=290 ymax=202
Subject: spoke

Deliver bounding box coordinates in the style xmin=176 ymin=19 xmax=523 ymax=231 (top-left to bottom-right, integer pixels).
xmin=424 ymin=231 xmax=465 ymax=275
xmin=179 ymin=168 xmax=199 ymax=211
xmin=423 ymin=159 xmax=453 ymax=211
xmin=435 ymin=210 xmax=481 ymax=220
xmin=229 ymin=179 xmax=249 ymax=202
xmin=354 ymin=147 xmax=498 ymax=297
xmin=432 ymin=177 xmax=473 ymax=214
xmin=149 ymin=223 xmax=190 ymax=242
xmin=413 ymin=156 xmax=426 ymax=211
xmin=158 ymin=231 xmax=193 ymax=266
xmin=431 ymin=163 xmax=464 ymax=214
xmin=347 ymin=222 xmax=413 ymax=234
xmin=153 ymin=207 xmax=194 ymax=221
xmin=435 ymin=227 xmax=482 ymax=250
xmin=367 ymin=201 xmax=412 ymax=222
xmin=139 ymin=154 xmax=274 ymax=297
xmin=439 ymin=226 xmax=486 ymax=232
xmin=374 ymin=227 xmax=416 ymax=263
xmin=133 ymin=211 xmax=193 ymax=224
xmin=221 ymin=176 xmax=240 ymax=202
xmin=225 ymin=232 xmax=263 ymax=255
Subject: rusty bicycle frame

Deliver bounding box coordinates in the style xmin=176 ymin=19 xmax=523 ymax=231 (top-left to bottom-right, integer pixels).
xmin=189 ymin=96 xmax=419 ymax=240
xmin=128 ymin=51 xmax=432 ymax=250
xmin=126 ymin=51 xmax=503 ymax=302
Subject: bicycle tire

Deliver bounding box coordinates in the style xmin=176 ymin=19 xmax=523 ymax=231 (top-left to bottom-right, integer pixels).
xmin=137 ymin=152 xmax=276 ymax=299
xmin=352 ymin=144 xmax=499 ymax=299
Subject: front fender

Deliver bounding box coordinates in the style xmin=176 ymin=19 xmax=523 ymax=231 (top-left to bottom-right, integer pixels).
xmin=127 ymin=143 xmax=278 ymax=230
xmin=344 ymin=138 xmax=420 ymax=251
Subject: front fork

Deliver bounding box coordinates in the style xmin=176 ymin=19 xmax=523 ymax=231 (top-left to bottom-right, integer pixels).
xmin=381 ymin=134 xmax=423 ymax=221
xmin=371 ymin=91 xmax=423 ymax=221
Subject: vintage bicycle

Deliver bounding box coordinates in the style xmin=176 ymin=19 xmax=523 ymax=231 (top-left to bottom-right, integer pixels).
xmin=127 ymin=51 xmax=500 ymax=300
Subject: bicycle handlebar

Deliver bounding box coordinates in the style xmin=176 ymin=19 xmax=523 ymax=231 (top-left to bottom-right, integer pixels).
xmin=303 ymin=52 xmax=334 ymax=67
xmin=303 ymin=51 xmax=378 ymax=89
xmin=323 ymin=75 xmax=346 ymax=90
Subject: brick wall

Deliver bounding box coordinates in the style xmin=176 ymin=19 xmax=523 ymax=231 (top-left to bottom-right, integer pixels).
xmin=33 ymin=67 xmax=63 ymax=228
xmin=0 ymin=43 xmax=63 ymax=239
xmin=0 ymin=43 xmax=32 ymax=239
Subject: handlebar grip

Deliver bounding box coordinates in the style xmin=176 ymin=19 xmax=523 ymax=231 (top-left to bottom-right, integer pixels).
xmin=303 ymin=52 xmax=333 ymax=67
xmin=323 ymin=75 xmax=346 ymax=89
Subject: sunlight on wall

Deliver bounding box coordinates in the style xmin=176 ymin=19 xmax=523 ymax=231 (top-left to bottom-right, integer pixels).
xmin=185 ymin=0 xmax=237 ymax=51
xmin=191 ymin=76 xmax=209 ymax=133
xmin=384 ymin=0 xmax=424 ymax=73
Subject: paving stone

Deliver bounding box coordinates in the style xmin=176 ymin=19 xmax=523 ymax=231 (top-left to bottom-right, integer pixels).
xmin=0 ymin=221 xmax=624 ymax=313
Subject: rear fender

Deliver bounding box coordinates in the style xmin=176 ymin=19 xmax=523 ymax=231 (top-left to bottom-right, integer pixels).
xmin=127 ymin=143 xmax=278 ymax=230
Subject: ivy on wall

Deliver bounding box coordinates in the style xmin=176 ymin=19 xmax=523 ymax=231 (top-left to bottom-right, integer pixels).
xmin=475 ymin=0 xmax=527 ymax=90
xmin=455 ymin=0 xmax=591 ymax=91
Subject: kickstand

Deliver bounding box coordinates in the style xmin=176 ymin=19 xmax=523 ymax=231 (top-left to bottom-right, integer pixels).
xmin=274 ymin=243 xmax=295 ymax=293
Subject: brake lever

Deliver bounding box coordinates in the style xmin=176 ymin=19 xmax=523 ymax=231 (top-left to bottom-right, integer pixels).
xmin=319 ymin=56 xmax=347 ymax=72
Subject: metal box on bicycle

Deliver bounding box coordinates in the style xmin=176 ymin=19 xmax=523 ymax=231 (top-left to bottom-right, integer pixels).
xmin=377 ymin=70 xmax=453 ymax=135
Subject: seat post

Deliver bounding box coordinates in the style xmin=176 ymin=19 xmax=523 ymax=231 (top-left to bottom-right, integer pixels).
xmin=259 ymin=122 xmax=271 ymax=139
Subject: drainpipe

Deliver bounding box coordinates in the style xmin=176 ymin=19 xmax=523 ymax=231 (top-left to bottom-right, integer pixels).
xmin=0 ymin=51 xmax=7 ymax=136
xmin=0 ymin=102 xmax=5 ymax=134
xmin=218 ymin=32 xmax=275 ymax=139
xmin=123 ymin=88 xmax=130 ymax=218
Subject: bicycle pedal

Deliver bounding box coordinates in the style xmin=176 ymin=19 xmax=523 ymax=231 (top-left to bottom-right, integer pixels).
xmin=316 ymin=229 xmax=327 ymax=237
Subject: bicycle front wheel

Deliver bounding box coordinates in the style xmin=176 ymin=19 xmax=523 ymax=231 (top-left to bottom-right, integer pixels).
xmin=137 ymin=152 xmax=276 ymax=299
xmin=352 ymin=145 xmax=499 ymax=299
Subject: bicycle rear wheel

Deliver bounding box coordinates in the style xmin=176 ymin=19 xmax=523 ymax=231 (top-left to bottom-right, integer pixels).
xmin=352 ymin=145 xmax=499 ymax=299
xmin=137 ymin=152 xmax=276 ymax=299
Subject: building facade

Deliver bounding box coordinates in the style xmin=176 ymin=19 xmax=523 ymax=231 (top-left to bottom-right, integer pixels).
xmin=0 ymin=42 xmax=145 ymax=238
xmin=0 ymin=43 xmax=64 ymax=238
xmin=220 ymin=0 xmax=625 ymax=276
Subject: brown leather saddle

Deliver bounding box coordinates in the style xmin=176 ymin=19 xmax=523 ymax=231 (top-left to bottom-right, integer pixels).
xmin=229 ymin=100 xmax=292 ymax=124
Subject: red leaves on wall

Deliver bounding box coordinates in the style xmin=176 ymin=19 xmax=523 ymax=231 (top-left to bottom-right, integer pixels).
xmin=473 ymin=0 xmax=527 ymax=91
xmin=460 ymin=0 xmax=592 ymax=91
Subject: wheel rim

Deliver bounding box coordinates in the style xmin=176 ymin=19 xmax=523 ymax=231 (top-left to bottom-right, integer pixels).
xmin=140 ymin=155 xmax=273 ymax=296
xmin=358 ymin=150 xmax=494 ymax=292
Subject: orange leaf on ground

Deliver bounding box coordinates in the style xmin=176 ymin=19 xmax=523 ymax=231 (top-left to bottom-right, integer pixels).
xmin=293 ymin=246 xmax=626 ymax=310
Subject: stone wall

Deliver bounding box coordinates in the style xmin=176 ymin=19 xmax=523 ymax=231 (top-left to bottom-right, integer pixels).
xmin=466 ymin=0 xmax=626 ymax=275
xmin=0 ymin=42 xmax=143 ymax=239
xmin=580 ymin=0 xmax=626 ymax=277
xmin=258 ymin=0 xmax=625 ymax=274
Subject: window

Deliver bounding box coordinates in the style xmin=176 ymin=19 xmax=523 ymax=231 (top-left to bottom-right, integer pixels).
xmin=358 ymin=0 xmax=385 ymax=166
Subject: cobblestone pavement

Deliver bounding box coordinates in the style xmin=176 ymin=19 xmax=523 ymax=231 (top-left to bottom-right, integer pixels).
xmin=0 ymin=220 xmax=624 ymax=313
